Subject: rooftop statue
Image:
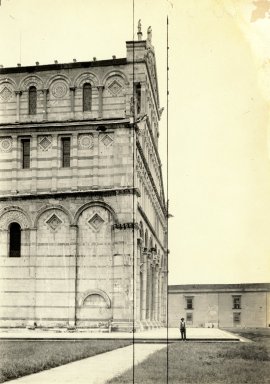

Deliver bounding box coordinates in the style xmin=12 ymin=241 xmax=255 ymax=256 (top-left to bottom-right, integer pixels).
xmin=147 ymin=26 xmax=152 ymax=43
xmin=138 ymin=19 xmax=142 ymax=33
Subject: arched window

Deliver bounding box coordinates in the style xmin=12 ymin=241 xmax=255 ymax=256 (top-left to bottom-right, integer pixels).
xmin=9 ymin=222 xmax=21 ymax=257
xmin=83 ymin=83 xmax=92 ymax=112
xmin=29 ymin=86 xmax=37 ymax=115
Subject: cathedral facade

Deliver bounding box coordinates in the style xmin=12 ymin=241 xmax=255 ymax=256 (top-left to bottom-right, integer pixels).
xmin=0 ymin=31 xmax=167 ymax=330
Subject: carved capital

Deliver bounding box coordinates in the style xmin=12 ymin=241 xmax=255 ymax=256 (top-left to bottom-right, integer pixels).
xmin=112 ymin=222 xmax=139 ymax=230
xmin=137 ymin=237 xmax=143 ymax=246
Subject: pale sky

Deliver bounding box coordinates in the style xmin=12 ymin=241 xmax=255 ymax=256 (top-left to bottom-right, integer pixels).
xmin=0 ymin=0 xmax=270 ymax=285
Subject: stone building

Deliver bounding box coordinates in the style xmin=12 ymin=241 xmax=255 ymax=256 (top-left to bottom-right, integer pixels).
xmin=168 ymin=283 xmax=270 ymax=328
xmin=0 ymin=28 xmax=167 ymax=330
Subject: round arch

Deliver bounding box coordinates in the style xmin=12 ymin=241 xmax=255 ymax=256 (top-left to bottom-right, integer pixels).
xmin=73 ymin=71 xmax=99 ymax=88
xmin=34 ymin=204 xmax=73 ymax=228
xmin=45 ymin=73 xmax=71 ymax=89
xmin=0 ymin=77 xmax=18 ymax=90
xmin=101 ymin=70 xmax=129 ymax=86
xmin=19 ymin=74 xmax=44 ymax=91
xmin=74 ymin=201 xmax=118 ymax=225
xmin=0 ymin=206 xmax=32 ymax=230
xmin=78 ymin=289 xmax=111 ymax=308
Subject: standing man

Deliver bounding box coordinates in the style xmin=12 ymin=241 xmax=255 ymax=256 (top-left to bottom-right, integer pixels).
xmin=180 ymin=317 xmax=186 ymax=341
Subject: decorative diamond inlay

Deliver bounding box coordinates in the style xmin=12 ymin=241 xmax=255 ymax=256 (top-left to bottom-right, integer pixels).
xmin=46 ymin=214 xmax=62 ymax=230
xmin=88 ymin=213 xmax=104 ymax=231
xmin=0 ymin=86 xmax=12 ymax=101
xmin=101 ymin=134 xmax=113 ymax=147
xmin=108 ymin=80 xmax=122 ymax=95
xmin=39 ymin=136 xmax=52 ymax=151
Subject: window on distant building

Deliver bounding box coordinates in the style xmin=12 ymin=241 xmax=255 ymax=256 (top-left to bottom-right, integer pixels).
xmin=233 ymin=312 xmax=241 ymax=326
xmin=186 ymin=312 xmax=193 ymax=324
xmin=21 ymin=139 xmax=30 ymax=169
xmin=29 ymin=86 xmax=37 ymax=115
xmin=61 ymin=137 xmax=71 ymax=167
xmin=185 ymin=296 xmax=193 ymax=310
xmin=9 ymin=222 xmax=21 ymax=257
xmin=83 ymin=83 xmax=92 ymax=112
xmin=232 ymin=296 xmax=241 ymax=309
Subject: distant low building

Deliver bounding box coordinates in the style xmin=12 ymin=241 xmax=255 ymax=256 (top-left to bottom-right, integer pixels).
xmin=168 ymin=283 xmax=270 ymax=328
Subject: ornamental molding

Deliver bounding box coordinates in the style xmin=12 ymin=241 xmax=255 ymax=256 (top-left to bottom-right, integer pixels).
xmin=78 ymin=134 xmax=94 ymax=149
xmin=112 ymin=222 xmax=139 ymax=230
xmin=0 ymin=206 xmax=32 ymax=229
xmin=74 ymin=72 xmax=99 ymax=88
xmin=38 ymin=135 xmax=52 ymax=151
xmin=46 ymin=213 xmax=63 ymax=231
xmin=78 ymin=289 xmax=111 ymax=308
xmin=0 ymin=137 xmax=12 ymax=152
xmin=100 ymin=134 xmax=113 ymax=147
xmin=0 ymin=84 xmax=14 ymax=101
xmin=107 ymin=79 xmax=123 ymax=96
xmin=102 ymin=70 xmax=129 ymax=86
xmin=88 ymin=213 xmax=105 ymax=231
xmin=50 ymin=80 xmax=68 ymax=99
xmin=19 ymin=75 xmax=44 ymax=91
xmin=0 ymin=188 xmax=140 ymax=203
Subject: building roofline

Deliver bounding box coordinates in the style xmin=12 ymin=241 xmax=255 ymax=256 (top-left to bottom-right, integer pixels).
xmin=169 ymin=283 xmax=270 ymax=292
xmin=0 ymin=58 xmax=127 ymax=74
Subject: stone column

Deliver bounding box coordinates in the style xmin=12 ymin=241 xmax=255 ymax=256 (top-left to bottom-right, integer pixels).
xmin=29 ymin=228 xmax=37 ymax=326
xmin=51 ymin=135 xmax=57 ymax=192
xmin=31 ymin=134 xmax=37 ymax=193
xmin=158 ymin=268 xmax=162 ymax=321
xmin=153 ymin=266 xmax=159 ymax=321
xmin=42 ymin=89 xmax=48 ymax=120
xmin=97 ymin=86 xmax=104 ymax=118
xmin=146 ymin=253 xmax=152 ymax=320
xmin=69 ymin=224 xmax=78 ymax=327
xmin=137 ymin=239 xmax=142 ymax=322
xmin=140 ymin=249 xmax=148 ymax=321
xmin=15 ymin=90 xmax=22 ymax=122
xmin=71 ymin=133 xmax=78 ymax=191
xmin=70 ymin=86 xmax=76 ymax=118
xmin=92 ymin=132 xmax=99 ymax=188
xmin=11 ymin=135 xmax=18 ymax=194
xmin=0 ymin=229 xmax=8 ymax=258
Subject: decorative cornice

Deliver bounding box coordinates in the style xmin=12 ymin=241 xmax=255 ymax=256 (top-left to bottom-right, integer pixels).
xmin=0 ymin=58 xmax=127 ymax=75
xmin=0 ymin=187 xmax=140 ymax=202
xmin=0 ymin=118 xmax=131 ymax=130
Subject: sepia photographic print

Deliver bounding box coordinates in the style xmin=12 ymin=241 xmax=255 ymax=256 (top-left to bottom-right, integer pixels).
xmin=0 ymin=1 xmax=269 ymax=383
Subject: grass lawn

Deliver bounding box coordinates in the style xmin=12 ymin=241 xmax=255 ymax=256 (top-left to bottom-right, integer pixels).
xmin=108 ymin=328 xmax=270 ymax=384
xmin=0 ymin=339 xmax=131 ymax=383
